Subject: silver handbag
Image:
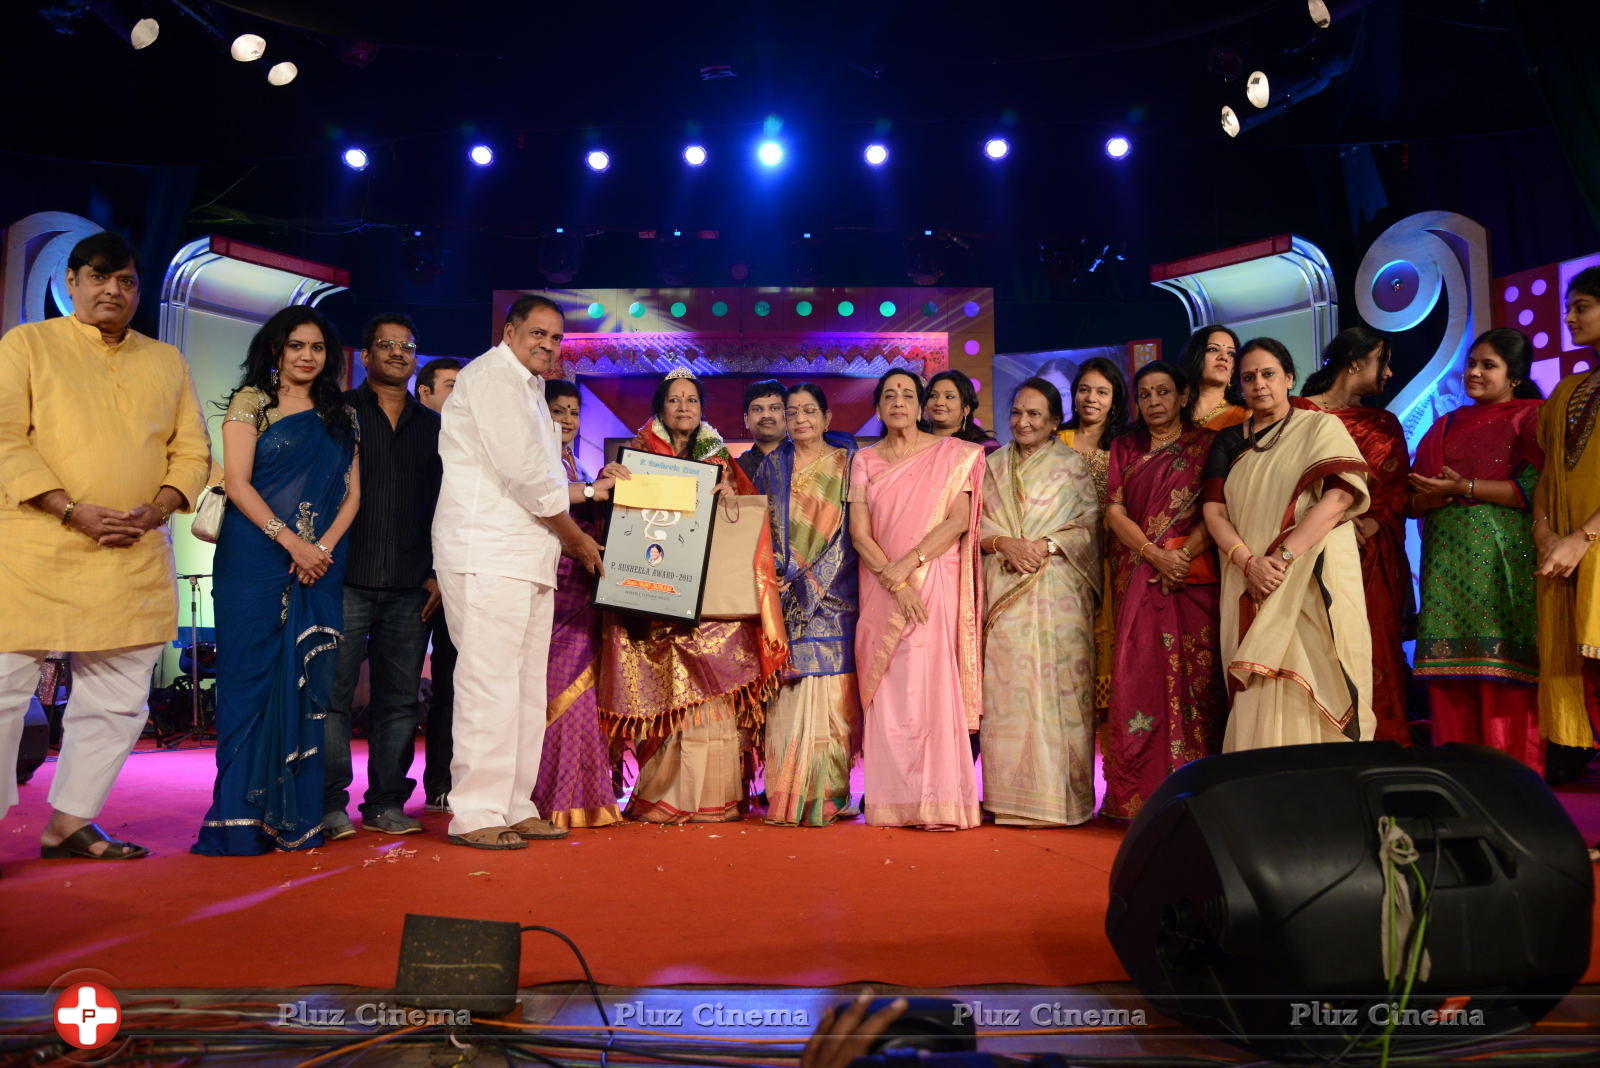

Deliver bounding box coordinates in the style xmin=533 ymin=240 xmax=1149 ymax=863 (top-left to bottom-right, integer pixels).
xmin=189 ymin=484 xmax=228 ymax=544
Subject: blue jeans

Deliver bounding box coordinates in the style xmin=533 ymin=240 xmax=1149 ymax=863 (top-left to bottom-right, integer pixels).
xmin=324 ymin=585 xmax=429 ymax=818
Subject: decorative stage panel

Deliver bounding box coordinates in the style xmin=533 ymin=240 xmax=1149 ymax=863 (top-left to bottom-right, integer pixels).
xmin=1494 ymin=251 xmax=1600 ymax=397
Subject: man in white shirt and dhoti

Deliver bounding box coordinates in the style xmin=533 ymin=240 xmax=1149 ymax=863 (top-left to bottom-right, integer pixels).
xmin=432 ymin=294 xmax=603 ymax=849
xmin=0 ymin=232 xmax=211 ymax=866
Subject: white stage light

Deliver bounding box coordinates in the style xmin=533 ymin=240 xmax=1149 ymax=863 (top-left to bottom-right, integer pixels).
xmin=130 ymin=18 xmax=159 ymax=49
xmin=230 ymin=34 xmax=266 ymax=62
xmin=585 ymin=150 xmax=610 ymax=172
xmin=984 ymin=137 xmax=1009 ymax=160
xmin=1104 ymin=136 xmax=1131 ymax=159
xmin=1246 ymin=70 xmax=1270 ymax=108
xmin=267 ymin=61 xmax=297 ymax=86
xmin=343 ymin=147 xmax=369 ymax=171
xmin=469 ymin=144 xmax=494 ymax=166
xmin=757 ymin=141 xmax=784 ymax=167
xmin=1308 ymin=0 xmax=1331 ymax=27
xmin=864 ymin=143 xmax=888 ymax=166
xmin=684 ymin=144 xmax=707 ymax=166
xmin=1221 ymin=106 xmax=1241 ymax=138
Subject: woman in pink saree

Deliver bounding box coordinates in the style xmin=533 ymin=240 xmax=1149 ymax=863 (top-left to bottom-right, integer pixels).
xmin=849 ymin=370 xmax=985 ymax=830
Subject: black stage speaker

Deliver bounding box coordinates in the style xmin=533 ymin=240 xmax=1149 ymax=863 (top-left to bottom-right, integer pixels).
xmin=394 ymin=914 xmax=521 ymax=1016
xmin=1106 ymin=742 xmax=1592 ymax=1063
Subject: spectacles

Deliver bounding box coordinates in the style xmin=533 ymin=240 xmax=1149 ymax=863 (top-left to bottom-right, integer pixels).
xmin=372 ymin=340 xmax=418 ymax=354
xmin=785 ymin=406 xmax=823 ymax=418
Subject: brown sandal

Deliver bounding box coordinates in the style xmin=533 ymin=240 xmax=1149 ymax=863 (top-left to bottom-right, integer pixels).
xmin=41 ymin=822 xmax=150 ymax=860
xmin=447 ymin=826 xmax=528 ymax=850
xmin=510 ymin=817 xmax=569 ymax=840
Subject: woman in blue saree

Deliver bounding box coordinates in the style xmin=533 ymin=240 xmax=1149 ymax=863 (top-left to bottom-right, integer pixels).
xmin=194 ymin=306 xmax=360 ymax=856
xmin=755 ymin=383 xmax=862 ymax=825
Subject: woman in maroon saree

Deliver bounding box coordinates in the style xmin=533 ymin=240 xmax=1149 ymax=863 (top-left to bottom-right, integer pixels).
xmin=533 ymin=380 xmax=622 ymax=829
xmin=1298 ymin=327 xmax=1413 ymax=745
xmin=1102 ymin=361 xmax=1225 ymax=819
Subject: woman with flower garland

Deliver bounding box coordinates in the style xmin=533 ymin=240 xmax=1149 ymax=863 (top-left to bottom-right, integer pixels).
xmin=596 ymin=369 xmax=788 ymax=823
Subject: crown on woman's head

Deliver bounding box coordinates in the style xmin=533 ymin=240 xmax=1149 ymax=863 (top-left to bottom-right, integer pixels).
xmin=664 ymin=366 xmax=697 ymax=382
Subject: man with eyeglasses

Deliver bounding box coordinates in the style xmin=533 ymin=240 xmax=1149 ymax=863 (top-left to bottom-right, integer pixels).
xmin=324 ymin=313 xmax=443 ymax=839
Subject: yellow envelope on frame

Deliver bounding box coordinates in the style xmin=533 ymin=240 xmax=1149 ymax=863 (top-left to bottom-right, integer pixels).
xmin=612 ymin=473 xmax=698 ymax=512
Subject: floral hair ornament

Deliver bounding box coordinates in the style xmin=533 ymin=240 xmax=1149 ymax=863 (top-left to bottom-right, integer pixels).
xmin=664 ymin=366 xmax=698 ymax=382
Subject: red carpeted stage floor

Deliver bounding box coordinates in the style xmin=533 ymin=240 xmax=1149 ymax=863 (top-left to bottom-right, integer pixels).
xmin=3 ymin=742 xmax=1600 ymax=993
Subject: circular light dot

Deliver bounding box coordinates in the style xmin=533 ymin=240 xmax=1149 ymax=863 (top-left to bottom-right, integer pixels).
xmin=230 ymin=33 xmax=265 ymax=62
xmin=1576 ymin=361 xmax=1592 ymax=373
xmin=266 ymin=61 xmax=297 ymax=86
xmin=1531 ymin=278 xmax=1548 ymax=296
xmin=670 ymin=301 xmax=687 ymax=317
xmin=585 ymin=150 xmax=610 ymax=172
xmin=754 ymin=300 xmax=772 ymax=317
xmin=1518 ymin=309 xmax=1535 ymax=326
xmin=469 ymin=144 xmax=494 ymax=166
xmin=729 ymin=262 xmax=751 ymax=281
xmin=984 ymin=137 xmax=1009 ymax=160
xmin=1104 ymin=135 xmax=1131 ymax=159
xmin=1503 ymin=285 xmax=1521 ymax=304
xmin=711 ymin=301 xmax=729 ymax=317
xmin=837 ymin=301 xmax=855 ymax=317
xmin=971 ymin=380 xmax=982 ymax=393
xmin=964 ymin=339 xmax=981 ymax=356
xmin=1533 ymin=331 xmax=1550 ymax=349
xmin=342 ymin=148 xmax=369 ymax=171
xmin=796 ymin=300 xmax=813 ymax=317
xmin=130 ymin=18 xmax=159 ymax=49
xmin=963 ymin=301 xmax=980 ymax=317
xmin=864 ymin=143 xmax=888 ymax=166
xmin=587 ymin=302 xmax=605 ymax=319
xmin=757 ymin=141 xmax=784 ymax=167
xmin=921 ymin=301 xmax=938 ymax=316
xmin=684 ymin=144 xmax=707 ymax=167
xmin=628 ymin=302 xmax=645 ymax=318
xmin=879 ymin=301 xmax=896 ymax=317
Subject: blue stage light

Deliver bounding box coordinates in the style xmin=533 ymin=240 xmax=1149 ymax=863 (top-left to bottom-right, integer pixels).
xmin=1105 ymin=136 xmax=1131 ymax=159
xmin=864 ymin=143 xmax=888 ymax=166
xmin=984 ymin=137 xmax=1009 ymax=160
xmin=684 ymin=144 xmax=707 ymax=167
xmin=469 ymin=144 xmax=494 ymax=167
xmin=585 ymin=150 xmax=610 ymax=172
xmin=757 ymin=141 xmax=784 ymax=167
xmin=342 ymin=147 xmax=369 ymax=171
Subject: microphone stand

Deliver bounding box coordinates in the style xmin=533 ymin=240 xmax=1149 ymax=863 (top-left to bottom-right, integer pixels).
xmin=169 ymin=573 xmax=211 ymax=746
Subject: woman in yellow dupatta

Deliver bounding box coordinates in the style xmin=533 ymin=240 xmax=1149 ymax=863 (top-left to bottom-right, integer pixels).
xmin=1534 ymin=267 xmax=1600 ymax=767
xmin=850 ymin=369 xmax=985 ymax=830
xmin=979 ymin=378 xmax=1100 ymax=826
xmin=596 ymin=370 xmax=788 ymax=823
xmin=1202 ymin=338 xmax=1374 ymax=749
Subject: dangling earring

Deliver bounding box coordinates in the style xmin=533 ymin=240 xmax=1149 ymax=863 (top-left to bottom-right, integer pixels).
xmin=269 ymin=367 xmax=279 ymax=387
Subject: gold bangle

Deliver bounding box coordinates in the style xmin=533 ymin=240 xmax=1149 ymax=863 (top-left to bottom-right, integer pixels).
xmin=1138 ymin=541 xmax=1155 ymax=558
xmin=890 ymin=580 xmax=909 ymax=593
xmin=1226 ymin=541 xmax=1246 ymax=564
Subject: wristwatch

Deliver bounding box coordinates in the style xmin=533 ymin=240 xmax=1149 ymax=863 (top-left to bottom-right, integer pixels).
xmin=583 ymin=482 xmax=595 ymax=501
xmin=1045 ymin=539 xmax=1061 ymax=557
xmin=1279 ymin=547 xmax=1296 ymax=564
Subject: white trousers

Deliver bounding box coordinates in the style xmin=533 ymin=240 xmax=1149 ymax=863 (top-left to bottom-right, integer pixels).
xmin=0 ymin=644 xmax=161 ymax=820
xmin=436 ymin=571 xmax=554 ymax=835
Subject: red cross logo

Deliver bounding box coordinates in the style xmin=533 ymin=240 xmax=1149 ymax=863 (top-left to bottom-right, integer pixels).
xmin=54 ymin=982 xmax=121 ymax=1049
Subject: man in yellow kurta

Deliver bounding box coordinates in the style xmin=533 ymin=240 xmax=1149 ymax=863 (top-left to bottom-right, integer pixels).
xmin=0 ymin=232 xmax=211 ymax=862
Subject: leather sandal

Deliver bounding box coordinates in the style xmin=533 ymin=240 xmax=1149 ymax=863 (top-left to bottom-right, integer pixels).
xmin=41 ymin=822 xmax=150 ymax=860
xmin=447 ymin=826 xmax=528 ymax=850
xmin=510 ymin=817 xmax=569 ymax=840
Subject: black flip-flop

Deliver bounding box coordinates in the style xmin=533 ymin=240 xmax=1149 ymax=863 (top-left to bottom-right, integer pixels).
xmin=41 ymin=822 xmax=150 ymax=860
xmin=448 ymin=828 xmax=528 ymax=850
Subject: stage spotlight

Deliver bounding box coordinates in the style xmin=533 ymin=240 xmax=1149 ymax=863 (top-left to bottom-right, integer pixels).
xmin=983 ymin=137 xmax=1009 ymax=160
xmin=469 ymin=144 xmax=494 ymax=167
xmin=864 ymin=143 xmax=889 ymax=166
xmin=130 ymin=18 xmax=158 ymax=49
xmin=585 ymin=150 xmax=610 ymax=172
xmin=343 ymin=147 xmax=369 ymax=171
xmin=267 ymin=61 xmax=297 ymax=86
xmin=683 ymin=144 xmax=707 ymax=167
xmin=230 ymin=33 xmax=265 ymax=62
xmin=1246 ymin=70 xmax=1270 ymax=108
xmin=1308 ymin=0 xmax=1331 ymax=28
xmin=757 ymin=140 xmax=785 ymax=167
xmin=1220 ymin=106 xmax=1241 ymax=138
xmin=1104 ymin=136 xmax=1131 ymax=159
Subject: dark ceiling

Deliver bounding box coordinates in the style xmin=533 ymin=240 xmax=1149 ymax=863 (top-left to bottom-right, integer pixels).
xmin=3 ymin=0 xmax=1595 ymax=358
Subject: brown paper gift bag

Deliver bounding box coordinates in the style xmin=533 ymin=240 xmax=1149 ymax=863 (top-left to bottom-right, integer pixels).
xmin=701 ymin=494 xmax=768 ymax=619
